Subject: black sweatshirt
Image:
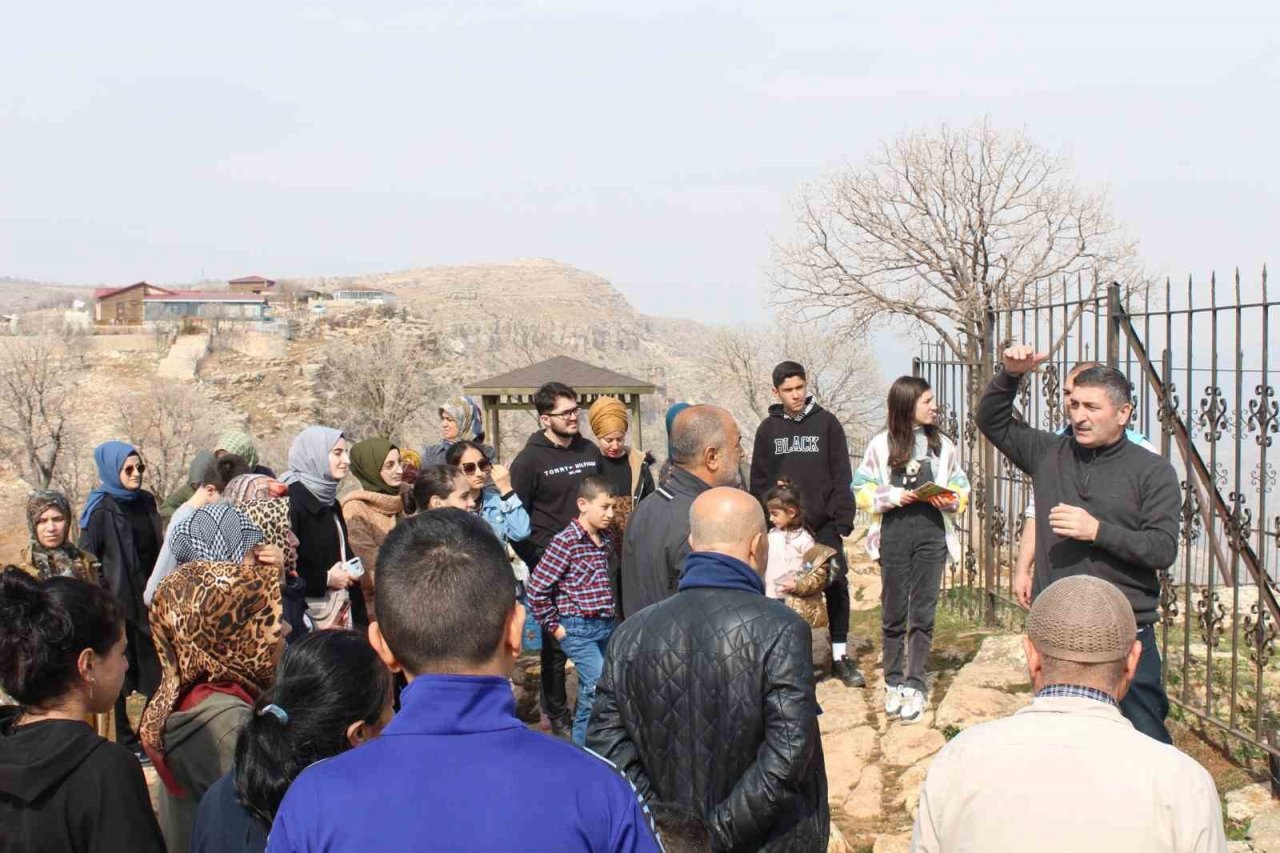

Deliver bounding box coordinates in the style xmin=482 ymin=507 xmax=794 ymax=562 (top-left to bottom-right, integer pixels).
xmin=509 ymin=431 xmax=603 ymax=560
xmin=977 ymin=369 xmax=1180 ymax=624
xmin=749 ymin=400 xmax=855 ymax=540
xmin=0 ymin=707 xmax=166 ymax=853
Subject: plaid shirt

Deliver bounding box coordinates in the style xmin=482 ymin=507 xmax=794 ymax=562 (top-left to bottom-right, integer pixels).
xmin=1035 ymin=683 xmax=1118 ymax=708
xmin=527 ymin=519 xmax=615 ymax=634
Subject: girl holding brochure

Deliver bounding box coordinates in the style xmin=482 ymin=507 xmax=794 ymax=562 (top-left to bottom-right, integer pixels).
xmin=853 ymin=376 xmax=970 ymax=726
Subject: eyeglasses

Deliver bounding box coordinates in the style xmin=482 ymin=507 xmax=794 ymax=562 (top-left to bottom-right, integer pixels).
xmin=460 ymin=459 xmax=492 ymax=475
xmin=123 ymin=463 xmax=146 ymax=475
xmin=547 ymin=407 xmax=580 ymax=420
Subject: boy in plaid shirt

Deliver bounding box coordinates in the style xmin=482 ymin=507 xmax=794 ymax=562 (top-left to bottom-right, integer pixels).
xmin=527 ymin=475 xmax=617 ymax=744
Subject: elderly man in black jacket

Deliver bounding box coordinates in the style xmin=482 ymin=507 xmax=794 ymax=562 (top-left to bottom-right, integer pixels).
xmin=617 ymin=405 xmax=744 ymax=618
xmin=589 ymin=487 xmax=827 ymax=852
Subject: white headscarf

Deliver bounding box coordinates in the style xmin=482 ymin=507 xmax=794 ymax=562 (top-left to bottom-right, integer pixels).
xmin=279 ymin=426 xmax=344 ymax=505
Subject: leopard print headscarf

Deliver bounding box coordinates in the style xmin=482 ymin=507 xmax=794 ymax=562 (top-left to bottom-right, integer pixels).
xmin=139 ymin=560 xmax=284 ymax=758
xmin=237 ymin=498 xmax=298 ymax=576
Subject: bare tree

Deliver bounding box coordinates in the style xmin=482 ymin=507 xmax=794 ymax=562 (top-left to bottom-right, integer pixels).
xmin=313 ymin=331 xmax=443 ymax=441
xmin=0 ymin=334 xmax=75 ymax=489
xmin=116 ymin=383 xmax=230 ymax=500
xmin=772 ymin=120 xmax=1140 ymax=368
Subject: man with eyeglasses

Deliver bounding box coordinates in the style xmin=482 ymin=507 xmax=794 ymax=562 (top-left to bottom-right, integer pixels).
xmin=510 ymin=382 xmax=604 ymax=739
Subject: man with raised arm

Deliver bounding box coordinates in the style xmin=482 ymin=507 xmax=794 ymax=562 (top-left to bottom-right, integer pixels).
xmin=977 ymin=345 xmax=1180 ymax=743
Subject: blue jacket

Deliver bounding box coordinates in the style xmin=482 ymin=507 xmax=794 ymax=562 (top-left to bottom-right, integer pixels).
xmin=267 ymin=675 xmax=660 ymax=853
xmin=478 ymin=486 xmax=531 ymax=545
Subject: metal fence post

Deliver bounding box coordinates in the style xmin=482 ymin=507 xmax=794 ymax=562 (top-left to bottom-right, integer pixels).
xmin=1106 ymin=281 xmax=1122 ymax=369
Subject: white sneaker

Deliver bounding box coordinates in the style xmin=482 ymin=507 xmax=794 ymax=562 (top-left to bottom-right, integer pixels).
xmin=884 ymin=684 xmax=903 ymax=718
xmin=898 ymin=687 xmax=925 ymax=725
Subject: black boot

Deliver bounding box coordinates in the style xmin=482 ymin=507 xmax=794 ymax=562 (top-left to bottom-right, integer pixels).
xmin=549 ymin=714 xmax=573 ymax=740
xmin=833 ymin=656 xmax=867 ymax=688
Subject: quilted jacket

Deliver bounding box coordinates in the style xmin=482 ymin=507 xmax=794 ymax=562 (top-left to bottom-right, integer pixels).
xmin=587 ymin=552 xmax=828 ymax=852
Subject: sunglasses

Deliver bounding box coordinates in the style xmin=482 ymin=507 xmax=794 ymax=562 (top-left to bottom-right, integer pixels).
xmin=547 ymin=407 xmax=580 ymax=420
xmin=460 ymin=459 xmax=492 ymax=475
xmin=122 ymin=463 xmax=146 ymax=475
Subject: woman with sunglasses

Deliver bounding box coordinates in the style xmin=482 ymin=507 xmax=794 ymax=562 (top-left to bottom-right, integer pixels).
xmin=341 ymin=438 xmax=404 ymax=621
xmin=79 ymin=440 xmax=164 ymax=764
xmin=445 ymin=441 xmax=530 ymax=549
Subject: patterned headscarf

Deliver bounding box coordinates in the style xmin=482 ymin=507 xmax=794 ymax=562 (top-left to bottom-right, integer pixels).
xmin=169 ymin=504 xmax=264 ymax=565
xmin=25 ymin=491 xmax=101 ymax=584
xmin=215 ymin=429 xmax=260 ymax=470
xmin=222 ymin=473 xmax=288 ymax=504
xmin=399 ymin=448 xmax=422 ymax=485
xmin=350 ymin=438 xmax=399 ymax=496
xmin=140 ymin=560 xmax=284 ymax=775
xmin=238 ymin=498 xmax=298 ymax=576
xmin=440 ymin=396 xmax=481 ymax=442
xmin=280 ymin=426 xmax=345 ymax=505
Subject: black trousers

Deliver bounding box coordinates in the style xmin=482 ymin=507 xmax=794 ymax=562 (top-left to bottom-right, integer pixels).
xmin=816 ymin=529 xmax=850 ymax=644
xmin=115 ymin=615 xmax=160 ymax=749
xmin=878 ymin=504 xmax=947 ymax=692
xmin=540 ymin=630 xmax=568 ymax=721
xmin=1120 ymin=625 xmax=1172 ymax=743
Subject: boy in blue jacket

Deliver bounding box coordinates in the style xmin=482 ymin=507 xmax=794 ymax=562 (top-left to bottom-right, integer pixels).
xmin=267 ymin=510 xmax=660 ymax=853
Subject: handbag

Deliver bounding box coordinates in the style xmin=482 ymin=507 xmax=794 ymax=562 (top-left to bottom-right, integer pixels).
xmin=306 ymin=516 xmax=354 ymax=630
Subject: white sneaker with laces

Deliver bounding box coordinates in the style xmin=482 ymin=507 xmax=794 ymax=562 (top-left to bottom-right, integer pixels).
xmin=884 ymin=684 xmax=903 ymax=717
xmin=898 ymin=687 xmax=925 ymax=725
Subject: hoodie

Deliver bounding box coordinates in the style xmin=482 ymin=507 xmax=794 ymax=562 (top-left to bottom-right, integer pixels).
xmin=509 ymin=431 xmax=603 ymax=560
xmin=749 ymin=400 xmax=856 ymax=540
xmin=0 ymin=707 xmax=165 ymax=853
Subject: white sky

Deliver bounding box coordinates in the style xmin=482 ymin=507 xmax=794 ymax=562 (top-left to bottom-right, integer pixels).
xmin=2 ymin=1 xmax=1277 ymax=377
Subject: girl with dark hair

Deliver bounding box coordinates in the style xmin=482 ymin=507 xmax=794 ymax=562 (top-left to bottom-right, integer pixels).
xmin=853 ymin=376 xmax=970 ymax=727
xmin=446 ymin=441 xmax=529 ymax=546
xmin=0 ymin=568 xmax=165 ymax=851
xmin=411 ymin=464 xmax=476 ymax=512
xmin=764 ymin=479 xmax=839 ymax=676
xmin=190 ymin=629 xmax=393 ymax=853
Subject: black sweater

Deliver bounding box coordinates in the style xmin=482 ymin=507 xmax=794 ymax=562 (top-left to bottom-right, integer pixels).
xmin=977 ymin=370 xmax=1180 ymax=624
xmin=749 ymin=401 xmax=855 ymax=539
xmin=509 ymin=431 xmax=603 ymax=560
xmin=0 ymin=708 xmax=165 ymax=853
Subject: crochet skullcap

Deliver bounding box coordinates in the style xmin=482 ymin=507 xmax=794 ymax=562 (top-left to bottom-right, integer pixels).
xmin=1026 ymin=575 xmax=1136 ymax=663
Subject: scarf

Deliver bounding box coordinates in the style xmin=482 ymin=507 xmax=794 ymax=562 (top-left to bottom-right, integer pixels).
xmin=215 ymin=429 xmax=260 ymax=470
xmin=237 ymin=498 xmax=299 ymax=576
xmin=222 ymin=473 xmax=288 ymax=503
xmin=441 ymin=396 xmax=481 ymax=442
xmin=665 ymin=402 xmax=691 ymax=460
xmin=350 ymin=438 xmax=399 ymax=496
xmin=169 ymin=504 xmax=264 ymax=565
xmin=588 ymin=396 xmax=630 ymax=438
xmin=676 ymin=550 xmax=766 ymax=595
xmin=25 ymin=491 xmax=96 ymax=582
xmin=140 ymin=559 xmax=283 ymax=792
xmin=280 ymin=426 xmax=344 ymax=505
xmin=78 ymin=441 xmax=142 ymax=528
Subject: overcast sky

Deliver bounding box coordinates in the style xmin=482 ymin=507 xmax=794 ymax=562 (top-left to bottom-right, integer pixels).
xmin=2 ymin=1 xmax=1277 ymax=377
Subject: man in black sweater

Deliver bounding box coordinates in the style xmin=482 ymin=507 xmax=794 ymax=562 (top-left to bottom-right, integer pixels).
xmin=510 ymin=381 xmax=604 ymax=738
xmin=750 ymin=361 xmax=865 ymax=688
xmin=978 ymin=345 xmax=1180 ymax=742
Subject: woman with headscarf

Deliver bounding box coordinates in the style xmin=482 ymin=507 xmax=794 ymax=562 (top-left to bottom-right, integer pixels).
xmin=340 ymin=438 xmax=404 ymax=620
xmin=159 ymin=431 xmax=275 ymax=522
xmin=227 ymin=482 xmax=307 ymax=641
xmin=140 ymin=512 xmax=285 ymax=853
xmin=280 ymin=426 xmax=365 ymax=629
xmin=421 ymin=395 xmax=493 ymax=466
xmin=588 ymin=396 xmax=655 ymax=547
xmin=20 ymin=490 xmax=103 ymax=585
xmin=79 ymin=439 xmax=163 ymax=762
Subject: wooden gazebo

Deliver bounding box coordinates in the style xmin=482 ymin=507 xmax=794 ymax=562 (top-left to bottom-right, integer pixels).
xmin=465 ymin=356 xmax=657 ymax=459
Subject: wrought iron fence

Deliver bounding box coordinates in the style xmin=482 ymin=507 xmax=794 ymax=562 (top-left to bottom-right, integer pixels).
xmin=914 ymin=271 xmax=1280 ymax=764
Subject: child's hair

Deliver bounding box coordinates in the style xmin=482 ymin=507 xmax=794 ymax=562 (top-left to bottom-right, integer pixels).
xmin=764 ymin=477 xmax=808 ymax=532
xmin=199 ymin=454 xmax=251 ymax=491
xmin=577 ymin=473 xmax=615 ymax=503
xmin=234 ymin=629 xmax=393 ymax=827
xmin=411 ymin=464 xmax=464 ymax=509
xmin=650 ymin=802 xmax=712 ymax=852
xmin=0 ymin=568 xmax=123 ymax=707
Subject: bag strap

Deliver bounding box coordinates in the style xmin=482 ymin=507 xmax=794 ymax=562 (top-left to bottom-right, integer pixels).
xmin=334 ymin=515 xmax=348 ymax=562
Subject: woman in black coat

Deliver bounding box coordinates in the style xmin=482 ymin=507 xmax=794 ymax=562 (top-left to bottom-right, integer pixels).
xmin=78 ymin=440 xmax=163 ymax=760
xmin=280 ymin=426 xmax=366 ymax=632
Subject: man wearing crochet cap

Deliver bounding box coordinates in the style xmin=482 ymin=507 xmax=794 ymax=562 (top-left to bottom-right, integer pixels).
xmin=912 ymin=576 xmax=1226 ymax=853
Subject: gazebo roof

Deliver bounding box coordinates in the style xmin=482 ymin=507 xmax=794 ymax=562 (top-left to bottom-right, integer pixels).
xmin=465 ymin=356 xmax=655 ymax=396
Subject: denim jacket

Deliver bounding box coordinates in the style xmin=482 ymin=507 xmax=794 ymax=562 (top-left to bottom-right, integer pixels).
xmin=478 ymin=486 xmax=531 ymax=546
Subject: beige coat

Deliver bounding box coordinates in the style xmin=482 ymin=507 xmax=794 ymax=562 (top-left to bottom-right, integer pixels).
xmin=912 ymin=695 xmax=1227 ymax=853
xmin=784 ymin=543 xmax=835 ymax=629
xmin=340 ymin=490 xmax=403 ymax=618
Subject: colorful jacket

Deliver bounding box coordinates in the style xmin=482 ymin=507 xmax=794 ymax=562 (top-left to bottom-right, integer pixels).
xmin=852 ymin=430 xmax=971 ymax=564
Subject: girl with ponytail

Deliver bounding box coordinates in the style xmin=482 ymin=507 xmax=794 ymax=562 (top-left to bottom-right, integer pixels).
xmin=191 ymin=629 xmax=393 ymax=852
xmin=0 ymin=567 xmax=165 ymax=851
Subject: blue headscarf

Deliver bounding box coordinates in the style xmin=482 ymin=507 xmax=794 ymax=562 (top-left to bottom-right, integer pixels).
xmin=79 ymin=441 xmax=143 ymax=528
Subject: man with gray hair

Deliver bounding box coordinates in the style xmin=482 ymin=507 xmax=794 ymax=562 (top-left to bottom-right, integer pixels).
xmin=591 ymin=488 xmax=828 ymax=851
xmin=618 ymin=405 xmax=744 ymax=618
xmin=978 ymin=346 xmax=1181 ymax=743
xmin=912 ymin=575 xmax=1226 ymax=853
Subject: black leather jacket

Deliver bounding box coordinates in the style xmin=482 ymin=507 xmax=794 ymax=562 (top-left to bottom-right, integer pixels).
xmin=617 ymin=466 xmax=711 ymax=618
xmin=586 ymin=585 xmax=828 ymax=852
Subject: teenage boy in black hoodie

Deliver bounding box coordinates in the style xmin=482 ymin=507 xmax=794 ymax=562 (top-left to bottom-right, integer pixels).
xmin=750 ymin=361 xmax=866 ymax=688
xmin=510 ymin=381 xmax=604 ymax=738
